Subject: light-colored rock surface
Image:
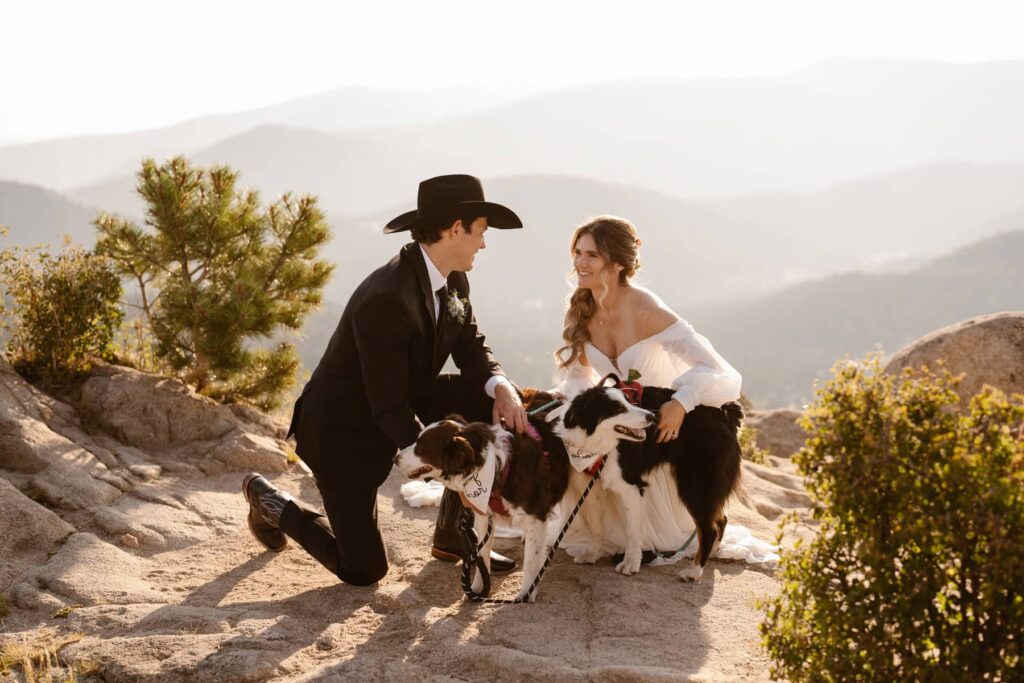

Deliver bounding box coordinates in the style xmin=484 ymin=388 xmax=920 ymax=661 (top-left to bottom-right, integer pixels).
xmin=1 ymin=354 xmax=815 ymax=681
xmin=79 ymin=366 xmax=238 ymax=449
xmin=205 ymin=431 xmax=289 ymax=474
xmin=2 ymin=469 xmax=807 ymax=681
xmin=0 ymin=477 xmax=74 ymax=589
xmin=0 ymin=362 xmax=125 ymax=509
xmin=25 ymin=532 xmax=169 ymax=605
xmin=79 ymin=362 xmax=286 ymax=448
xmin=885 ymin=311 xmax=1024 ymax=403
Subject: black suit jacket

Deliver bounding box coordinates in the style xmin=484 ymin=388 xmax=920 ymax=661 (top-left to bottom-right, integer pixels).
xmin=289 ymin=242 xmax=504 ymax=485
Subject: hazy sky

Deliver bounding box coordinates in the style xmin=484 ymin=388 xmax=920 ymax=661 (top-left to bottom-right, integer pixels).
xmin=3 ymin=0 xmax=1024 ymax=142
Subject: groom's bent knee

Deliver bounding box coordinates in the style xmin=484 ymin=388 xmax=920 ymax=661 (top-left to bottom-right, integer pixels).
xmin=337 ymin=560 xmax=389 ymax=586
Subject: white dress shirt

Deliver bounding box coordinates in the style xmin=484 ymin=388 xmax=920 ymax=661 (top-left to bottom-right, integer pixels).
xmin=419 ymin=244 xmax=510 ymax=399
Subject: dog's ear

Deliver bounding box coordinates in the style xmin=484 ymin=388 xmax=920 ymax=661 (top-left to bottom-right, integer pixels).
xmin=563 ymin=402 xmax=580 ymax=429
xmin=563 ymin=386 xmax=624 ymax=435
xmin=441 ymin=434 xmax=483 ymax=475
xmin=564 ymin=390 xmax=595 ymax=431
xmin=461 ymin=422 xmax=495 ymax=455
xmin=416 ymin=419 xmax=463 ymax=467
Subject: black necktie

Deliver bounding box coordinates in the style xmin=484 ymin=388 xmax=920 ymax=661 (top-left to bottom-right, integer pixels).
xmin=436 ymin=285 xmax=448 ymax=328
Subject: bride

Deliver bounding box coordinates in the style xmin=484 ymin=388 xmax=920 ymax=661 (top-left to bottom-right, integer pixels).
xmin=553 ymin=215 xmax=777 ymax=568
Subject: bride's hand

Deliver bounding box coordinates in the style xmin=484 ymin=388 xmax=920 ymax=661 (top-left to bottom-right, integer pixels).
xmin=657 ymin=400 xmax=686 ymax=443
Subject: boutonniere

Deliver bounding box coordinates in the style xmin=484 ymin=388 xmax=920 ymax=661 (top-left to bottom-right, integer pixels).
xmin=446 ymin=288 xmax=469 ymax=324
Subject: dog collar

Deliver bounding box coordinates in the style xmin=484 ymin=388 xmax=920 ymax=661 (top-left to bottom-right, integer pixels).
xmin=488 ymin=455 xmax=512 ymax=517
xmin=525 ymin=423 xmax=551 ymax=467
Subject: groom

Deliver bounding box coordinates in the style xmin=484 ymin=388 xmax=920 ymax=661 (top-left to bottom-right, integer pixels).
xmin=241 ymin=174 xmax=528 ymax=585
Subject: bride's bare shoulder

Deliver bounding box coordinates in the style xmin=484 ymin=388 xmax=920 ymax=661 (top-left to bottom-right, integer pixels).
xmin=628 ymin=286 xmax=680 ymax=335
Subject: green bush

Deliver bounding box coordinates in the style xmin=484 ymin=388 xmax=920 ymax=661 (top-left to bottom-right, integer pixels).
xmin=0 ymin=235 xmax=123 ymax=382
xmin=760 ymin=357 xmax=1024 ymax=681
xmin=740 ymin=425 xmax=770 ymax=464
xmin=95 ymin=156 xmax=333 ymax=411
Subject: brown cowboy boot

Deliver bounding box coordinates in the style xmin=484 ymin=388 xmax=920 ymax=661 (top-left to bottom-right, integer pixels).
xmin=431 ymin=488 xmax=517 ymax=574
xmin=242 ymin=473 xmax=293 ymax=552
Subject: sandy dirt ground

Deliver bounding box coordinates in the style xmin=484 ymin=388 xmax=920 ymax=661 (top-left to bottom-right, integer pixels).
xmin=2 ymin=449 xmax=809 ymax=682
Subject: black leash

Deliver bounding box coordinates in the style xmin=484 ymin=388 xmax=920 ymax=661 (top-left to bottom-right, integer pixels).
xmin=459 ymin=458 xmax=605 ymax=604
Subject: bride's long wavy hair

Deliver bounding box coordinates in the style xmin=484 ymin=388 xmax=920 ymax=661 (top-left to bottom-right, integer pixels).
xmin=556 ymin=216 xmax=641 ymax=368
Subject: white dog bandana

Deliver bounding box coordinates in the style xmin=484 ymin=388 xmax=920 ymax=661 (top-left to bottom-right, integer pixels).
xmin=452 ymin=445 xmax=496 ymax=515
xmin=565 ymin=445 xmax=604 ymax=473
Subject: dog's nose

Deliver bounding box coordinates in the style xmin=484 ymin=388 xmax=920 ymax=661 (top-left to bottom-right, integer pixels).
xmin=644 ymin=410 xmax=656 ymax=425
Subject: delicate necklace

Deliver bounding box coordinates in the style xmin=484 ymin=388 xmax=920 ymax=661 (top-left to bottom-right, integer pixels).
xmin=595 ymin=287 xmax=628 ymax=326
xmin=596 ymin=306 xmax=621 ymax=326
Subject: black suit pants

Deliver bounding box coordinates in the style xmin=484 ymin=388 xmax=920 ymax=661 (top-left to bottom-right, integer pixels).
xmin=279 ymin=373 xmax=495 ymax=585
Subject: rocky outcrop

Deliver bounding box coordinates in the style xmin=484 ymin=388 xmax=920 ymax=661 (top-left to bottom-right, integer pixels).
xmin=0 ymin=351 xmax=814 ymax=681
xmin=0 ymin=477 xmax=74 ymax=591
xmin=1 ymin=358 xmax=126 ymax=509
xmin=78 ymin=363 xmax=288 ymax=466
xmin=27 ymin=532 xmax=169 ymax=606
xmin=885 ymin=311 xmax=1024 ymax=403
xmin=745 ymin=408 xmax=806 ymax=459
xmin=6 ymin=312 xmax=1023 ymax=681
xmin=0 ymin=358 xmax=293 ymax=602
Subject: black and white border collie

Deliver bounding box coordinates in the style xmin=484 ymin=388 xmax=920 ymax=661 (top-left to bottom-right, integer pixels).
xmin=551 ymin=384 xmax=744 ymax=582
xmin=395 ymin=387 xmax=653 ymax=602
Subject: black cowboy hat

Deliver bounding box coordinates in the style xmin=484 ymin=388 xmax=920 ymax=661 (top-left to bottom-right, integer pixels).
xmin=384 ymin=174 xmax=523 ymax=234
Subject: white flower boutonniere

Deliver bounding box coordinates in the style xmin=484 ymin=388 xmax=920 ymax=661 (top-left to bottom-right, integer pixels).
xmin=446 ymin=288 xmax=469 ymax=324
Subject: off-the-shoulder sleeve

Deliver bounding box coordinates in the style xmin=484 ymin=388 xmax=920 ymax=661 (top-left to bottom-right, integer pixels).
xmin=661 ymin=320 xmax=742 ymax=412
xmin=550 ymin=359 xmax=601 ymax=398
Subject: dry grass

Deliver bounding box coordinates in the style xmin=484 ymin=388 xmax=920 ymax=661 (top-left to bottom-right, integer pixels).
xmin=49 ymin=606 xmax=82 ymax=620
xmin=0 ymin=629 xmax=86 ymax=682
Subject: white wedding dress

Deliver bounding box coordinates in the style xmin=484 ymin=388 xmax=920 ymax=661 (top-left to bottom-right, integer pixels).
xmin=554 ymin=319 xmax=779 ymax=567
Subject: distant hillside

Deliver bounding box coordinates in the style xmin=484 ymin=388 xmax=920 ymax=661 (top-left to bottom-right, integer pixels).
xmin=701 ymin=161 xmax=1024 ymax=279
xmin=71 ymin=159 xmax=1024 ymax=299
xmin=6 ymin=179 xmax=1021 ymax=411
xmin=0 ymin=181 xmax=99 ymax=246
xmin=69 ymin=124 xmax=463 ymax=220
xmin=692 ymin=230 xmax=1024 ymax=407
xmin=295 ymin=221 xmax=1024 ymax=411
xmin=0 ymin=86 xmax=518 ymax=190
xmin=9 ymin=58 xmax=1024 ymax=204
xmin=359 ymin=58 xmax=1024 ymax=199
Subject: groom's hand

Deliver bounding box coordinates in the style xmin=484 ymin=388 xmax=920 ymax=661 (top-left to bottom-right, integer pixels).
xmin=493 ymin=383 xmax=528 ymax=434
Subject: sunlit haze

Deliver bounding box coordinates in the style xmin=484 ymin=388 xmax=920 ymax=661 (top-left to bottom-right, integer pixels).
xmin=4 ymin=0 xmax=1024 ymax=142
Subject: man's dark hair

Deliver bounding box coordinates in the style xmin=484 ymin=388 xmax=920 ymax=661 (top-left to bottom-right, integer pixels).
xmin=411 ymin=214 xmax=483 ymax=244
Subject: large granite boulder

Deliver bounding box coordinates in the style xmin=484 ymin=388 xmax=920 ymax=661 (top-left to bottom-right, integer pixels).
xmin=0 ymin=477 xmax=75 ymax=591
xmin=77 ymin=363 xmax=289 ymax=472
xmin=1 ymin=360 xmax=126 ymax=509
xmin=744 ymin=408 xmax=806 ymax=459
xmin=886 ymin=312 xmax=1024 ymax=403
xmin=79 ymin=365 xmax=243 ymax=449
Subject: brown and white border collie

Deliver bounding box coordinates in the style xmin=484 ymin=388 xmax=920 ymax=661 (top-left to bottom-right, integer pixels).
xmin=395 ymin=386 xmax=653 ymax=602
xmin=551 ymin=384 xmax=745 ymax=582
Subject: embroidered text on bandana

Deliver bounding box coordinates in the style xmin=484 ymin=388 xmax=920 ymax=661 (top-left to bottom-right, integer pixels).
xmin=565 ymin=445 xmax=605 ymax=473
xmin=452 ymin=447 xmax=496 ymax=515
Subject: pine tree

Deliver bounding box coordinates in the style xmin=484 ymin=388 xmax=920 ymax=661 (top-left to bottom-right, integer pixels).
xmin=95 ymin=156 xmax=333 ymax=410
